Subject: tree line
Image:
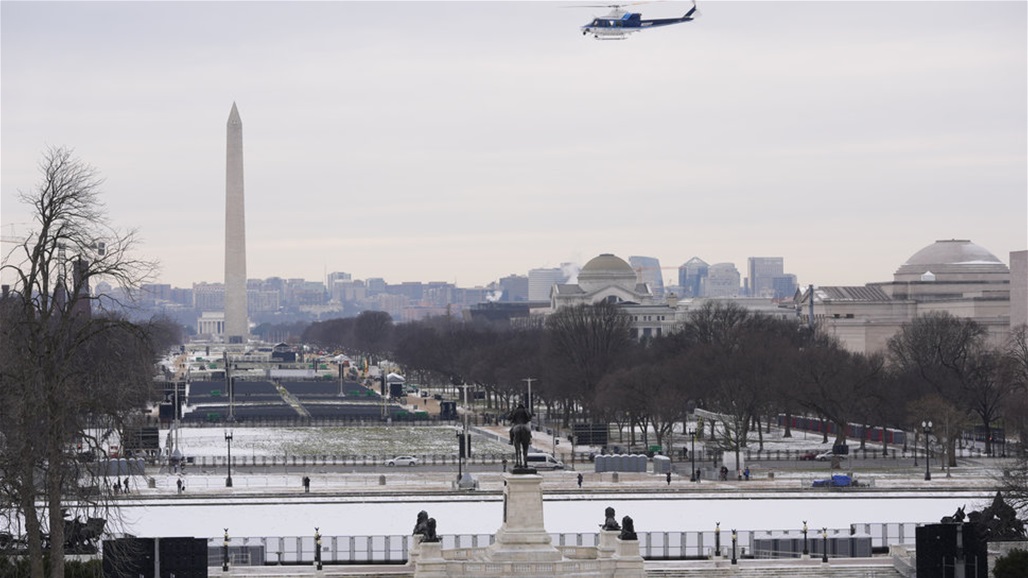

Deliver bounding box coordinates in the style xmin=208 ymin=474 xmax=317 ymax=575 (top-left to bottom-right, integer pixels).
xmin=303 ymin=302 xmax=1028 ymax=463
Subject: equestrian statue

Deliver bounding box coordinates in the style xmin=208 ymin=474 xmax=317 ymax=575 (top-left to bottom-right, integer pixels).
xmin=507 ymin=403 xmax=534 ymax=470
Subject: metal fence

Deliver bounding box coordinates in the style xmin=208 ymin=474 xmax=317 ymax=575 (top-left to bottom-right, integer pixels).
xmin=163 ymin=445 xmax=1002 ymax=470
xmin=206 ymin=524 xmax=920 ymax=566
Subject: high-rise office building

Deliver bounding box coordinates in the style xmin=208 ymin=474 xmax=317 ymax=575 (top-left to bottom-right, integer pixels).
xmin=498 ymin=274 xmax=529 ymax=302
xmin=629 ymin=256 xmax=665 ymax=297
xmin=528 ymin=268 xmax=565 ymax=301
xmin=678 ymin=257 xmax=709 ymax=298
xmin=704 ymin=263 xmax=741 ymax=297
xmin=772 ymin=274 xmax=798 ymax=300
xmin=747 ymin=257 xmax=784 ymax=298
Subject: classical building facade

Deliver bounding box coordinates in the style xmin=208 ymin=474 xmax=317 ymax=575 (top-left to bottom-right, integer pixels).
xmin=796 ymin=239 xmax=1014 ymax=353
xmin=551 ymin=253 xmax=789 ymax=340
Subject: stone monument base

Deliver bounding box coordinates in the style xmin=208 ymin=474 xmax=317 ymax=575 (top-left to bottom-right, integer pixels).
xmin=412 ymin=472 xmax=643 ymax=578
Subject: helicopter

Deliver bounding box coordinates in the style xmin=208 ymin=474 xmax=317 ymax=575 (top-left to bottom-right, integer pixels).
xmin=580 ymin=1 xmax=699 ymax=39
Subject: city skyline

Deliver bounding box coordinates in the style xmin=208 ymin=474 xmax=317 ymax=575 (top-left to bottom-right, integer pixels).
xmin=2 ymin=2 xmax=1025 ymax=290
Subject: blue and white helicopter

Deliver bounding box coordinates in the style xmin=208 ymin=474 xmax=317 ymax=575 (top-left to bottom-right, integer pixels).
xmin=580 ymin=1 xmax=699 ymax=39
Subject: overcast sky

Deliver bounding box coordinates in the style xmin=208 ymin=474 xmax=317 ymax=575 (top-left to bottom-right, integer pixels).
xmin=2 ymin=1 xmax=1025 ymax=290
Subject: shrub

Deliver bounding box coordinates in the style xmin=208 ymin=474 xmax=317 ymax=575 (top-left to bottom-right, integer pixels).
xmin=993 ymin=548 xmax=1028 ymax=578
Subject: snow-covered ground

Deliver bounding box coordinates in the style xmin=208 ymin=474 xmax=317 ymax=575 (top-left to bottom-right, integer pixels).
xmin=164 ymin=425 xmax=512 ymax=458
xmin=114 ymin=490 xmax=984 ymax=538
xmin=164 ymin=421 xmax=924 ymax=460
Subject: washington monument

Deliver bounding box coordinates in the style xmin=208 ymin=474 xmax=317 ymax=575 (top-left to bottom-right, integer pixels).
xmin=224 ymin=103 xmax=248 ymax=343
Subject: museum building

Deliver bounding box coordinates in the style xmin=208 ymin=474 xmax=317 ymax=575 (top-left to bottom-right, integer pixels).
xmin=550 ymin=242 xmax=1023 ymax=351
xmin=795 ymin=239 xmax=1016 ymax=353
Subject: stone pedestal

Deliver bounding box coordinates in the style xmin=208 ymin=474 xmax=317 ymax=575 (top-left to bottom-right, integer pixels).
xmin=597 ymin=530 xmax=619 ymax=558
xmin=413 ymin=541 xmax=446 ymax=578
xmin=412 ymin=471 xmax=644 ymax=578
xmin=487 ymin=473 xmax=561 ymax=562
xmin=614 ymin=538 xmax=644 ymax=577
xmin=408 ymin=535 xmax=422 ymax=566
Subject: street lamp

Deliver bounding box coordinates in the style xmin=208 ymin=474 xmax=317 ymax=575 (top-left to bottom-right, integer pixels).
xmin=224 ymin=429 xmax=234 ymax=487
xmin=821 ymin=528 xmax=828 ymax=564
xmin=314 ymin=527 xmax=322 ymax=570
xmin=802 ymin=520 xmax=808 ymax=556
xmin=222 ymin=528 xmax=230 ymax=572
xmin=922 ymin=420 xmax=933 ymax=481
xmin=688 ymin=428 xmax=697 ymax=482
xmin=456 ymin=384 xmax=475 ymax=489
xmin=522 ymin=378 xmax=535 ymax=413
xmin=730 ymin=529 xmax=737 ymax=565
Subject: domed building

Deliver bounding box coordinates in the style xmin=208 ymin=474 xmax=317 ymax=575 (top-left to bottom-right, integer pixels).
xmin=552 ymin=252 xmax=798 ymax=339
xmin=797 ymin=239 xmax=1014 ymax=353
xmin=552 ymin=253 xmax=689 ymax=339
xmin=884 ymin=239 xmax=1011 ymax=300
xmin=552 ymin=253 xmax=655 ymax=308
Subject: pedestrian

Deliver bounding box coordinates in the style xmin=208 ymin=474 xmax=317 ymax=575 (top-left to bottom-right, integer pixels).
xmin=743 ymin=467 xmax=750 ymax=481
xmin=176 ymin=478 xmax=183 ymax=494
xmin=502 ymin=458 xmax=508 ymax=473
xmin=577 ymin=473 xmax=583 ymax=488
xmin=666 ymin=471 xmax=672 ymax=485
xmin=303 ymin=476 xmax=310 ymax=493
xmin=124 ymin=477 xmax=130 ymax=493
xmin=113 ymin=480 xmax=121 ymax=494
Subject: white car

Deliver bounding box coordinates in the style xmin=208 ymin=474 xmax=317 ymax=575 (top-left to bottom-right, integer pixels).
xmin=386 ymin=455 xmax=418 ymax=467
xmin=815 ymin=451 xmax=847 ymax=461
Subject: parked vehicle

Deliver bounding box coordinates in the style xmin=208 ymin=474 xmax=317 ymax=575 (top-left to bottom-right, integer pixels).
xmin=386 ymin=456 xmax=418 ymax=467
xmin=815 ymin=451 xmax=846 ymax=461
xmin=526 ymin=453 xmax=564 ymax=470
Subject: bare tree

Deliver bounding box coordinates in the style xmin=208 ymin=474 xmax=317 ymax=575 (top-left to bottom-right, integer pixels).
xmin=544 ymin=302 xmax=635 ymax=424
xmin=681 ymin=302 xmax=806 ymax=461
xmin=1004 ymin=325 xmax=1028 ymax=457
xmin=354 ymin=310 xmax=394 ymax=364
xmin=907 ymin=394 xmax=973 ymax=471
xmin=888 ymin=312 xmax=1010 ymax=455
xmin=0 ymin=147 xmax=158 ymax=578
xmin=794 ymin=337 xmax=886 ymax=450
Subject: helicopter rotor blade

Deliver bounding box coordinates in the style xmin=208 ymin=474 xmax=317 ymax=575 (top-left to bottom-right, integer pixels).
xmin=565 ymin=1 xmax=649 ymax=8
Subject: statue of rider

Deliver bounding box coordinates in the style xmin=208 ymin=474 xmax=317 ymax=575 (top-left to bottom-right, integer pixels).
xmin=508 ymin=403 xmax=533 ymax=441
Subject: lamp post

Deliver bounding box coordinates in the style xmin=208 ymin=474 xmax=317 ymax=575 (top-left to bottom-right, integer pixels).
xmin=802 ymin=520 xmax=808 ymax=557
xmin=224 ymin=429 xmax=234 ymax=487
xmin=522 ymin=378 xmax=535 ymax=413
xmin=730 ymin=529 xmax=737 ymax=565
xmin=689 ymin=428 xmax=697 ymax=482
xmin=922 ymin=420 xmax=933 ymax=481
xmin=314 ymin=527 xmax=322 ymax=570
xmin=456 ymin=384 xmax=475 ymax=489
xmin=222 ymin=528 xmax=230 ymax=572
xmin=821 ymin=528 xmax=828 ymax=564
xmin=715 ymin=522 xmax=721 ymax=557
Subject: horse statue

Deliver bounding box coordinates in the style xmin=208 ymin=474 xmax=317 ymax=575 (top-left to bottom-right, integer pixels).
xmin=63 ymin=516 xmax=106 ymax=553
xmin=508 ymin=403 xmax=533 ymax=470
xmin=941 ymin=505 xmax=966 ymax=524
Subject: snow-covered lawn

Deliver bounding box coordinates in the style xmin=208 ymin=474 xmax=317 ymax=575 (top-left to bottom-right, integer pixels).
xmin=166 ymin=425 xmax=512 ymax=458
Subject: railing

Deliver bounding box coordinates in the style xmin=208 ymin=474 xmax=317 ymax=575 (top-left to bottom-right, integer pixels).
xmin=205 ymin=525 xmax=918 ymax=566
xmin=157 ymin=445 xmax=1004 ymax=470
